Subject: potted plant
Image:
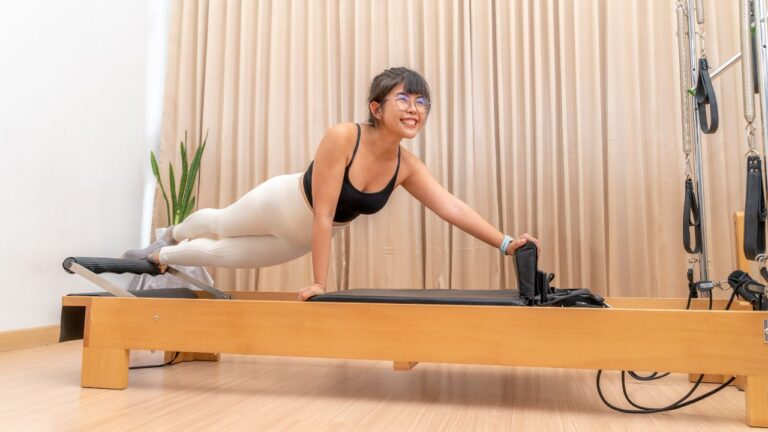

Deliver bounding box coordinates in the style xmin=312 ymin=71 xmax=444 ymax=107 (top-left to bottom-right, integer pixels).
xmin=127 ymin=131 xmax=214 ymax=291
xmin=151 ymin=130 xmax=207 ymax=225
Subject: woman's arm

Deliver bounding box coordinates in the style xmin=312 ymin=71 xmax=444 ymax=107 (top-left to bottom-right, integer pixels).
xmin=401 ymin=151 xmax=539 ymax=255
xmin=303 ymin=124 xmax=356 ymax=296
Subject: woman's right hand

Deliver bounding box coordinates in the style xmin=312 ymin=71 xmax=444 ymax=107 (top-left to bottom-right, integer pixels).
xmin=298 ymin=283 xmax=326 ymax=301
xmin=505 ymin=233 xmax=541 ymax=257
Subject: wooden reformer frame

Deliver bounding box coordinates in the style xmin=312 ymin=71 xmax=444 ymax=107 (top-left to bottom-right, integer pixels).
xmin=61 ymin=292 xmax=768 ymax=427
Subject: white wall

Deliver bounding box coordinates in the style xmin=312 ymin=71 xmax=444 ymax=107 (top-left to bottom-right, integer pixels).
xmin=0 ymin=0 xmax=167 ymax=331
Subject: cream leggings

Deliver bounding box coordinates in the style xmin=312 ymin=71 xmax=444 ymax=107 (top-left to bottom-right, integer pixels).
xmin=158 ymin=173 xmax=345 ymax=268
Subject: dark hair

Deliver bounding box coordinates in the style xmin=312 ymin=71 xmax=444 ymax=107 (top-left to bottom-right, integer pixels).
xmin=367 ymin=67 xmax=431 ymax=126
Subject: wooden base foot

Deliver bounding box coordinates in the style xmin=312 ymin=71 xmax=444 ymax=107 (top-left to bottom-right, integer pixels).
xmin=81 ymin=347 xmax=129 ymax=389
xmin=746 ymin=376 xmax=768 ymax=427
xmin=688 ymin=373 xmax=744 ymax=390
xmin=393 ymin=361 xmax=418 ymax=371
xmin=164 ymin=351 xmax=221 ymax=364
xmin=689 ymin=373 xmax=726 ymax=384
xmin=735 ymin=376 xmax=747 ymax=392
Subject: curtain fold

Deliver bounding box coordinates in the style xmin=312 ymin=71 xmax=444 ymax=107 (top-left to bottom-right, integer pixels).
xmin=154 ymin=0 xmax=747 ymax=297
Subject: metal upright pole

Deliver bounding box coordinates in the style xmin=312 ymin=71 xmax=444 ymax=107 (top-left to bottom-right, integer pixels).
xmin=688 ymin=0 xmax=710 ymax=280
xmin=754 ymin=0 xmax=768 ymax=165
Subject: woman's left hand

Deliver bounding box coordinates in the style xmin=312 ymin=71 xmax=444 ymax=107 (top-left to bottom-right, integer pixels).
xmin=298 ymin=283 xmax=326 ymax=301
xmin=505 ymin=233 xmax=541 ymax=257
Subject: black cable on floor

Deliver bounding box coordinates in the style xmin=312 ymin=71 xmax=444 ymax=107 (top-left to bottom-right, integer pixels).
xmin=595 ymin=282 xmax=736 ymax=414
xmin=596 ymin=371 xmax=735 ymax=414
xmin=129 ymin=351 xmax=180 ymax=370
xmin=627 ymin=371 xmax=670 ymax=381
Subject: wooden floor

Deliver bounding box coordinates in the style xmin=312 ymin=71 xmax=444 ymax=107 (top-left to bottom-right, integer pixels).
xmin=0 ymin=341 xmax=755 ymax=431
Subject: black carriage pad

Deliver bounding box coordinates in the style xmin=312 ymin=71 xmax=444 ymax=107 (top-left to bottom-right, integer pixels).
xmin=309 ymin=289 xmax=529 ymax=306
xmin=309 ymin=242 xmax=606 ymax=308
xmin=308 ymin=288 xmax=605 ymax=308
xmin=59 ymin=288 xmax=198 ymax=342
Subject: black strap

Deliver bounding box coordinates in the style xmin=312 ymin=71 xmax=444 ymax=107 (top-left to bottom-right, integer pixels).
xmin=761 ymin=267 xmax=768 ymax=284
xmin=687 ymin=267 xmax=698 ymax=299
xmin=683 ymin=178 xmax=702 ymax=254
xmin=728 ymin=270 xmax=768 ymax=310
xmin=744 ymin=155 xmax=767 ymax=260
xmin=694 ymin=57 xmax=719 ymax=134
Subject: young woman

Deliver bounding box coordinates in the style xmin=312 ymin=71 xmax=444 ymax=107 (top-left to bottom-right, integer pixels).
xmin=133 ymin=67 xmax=541 ymax=300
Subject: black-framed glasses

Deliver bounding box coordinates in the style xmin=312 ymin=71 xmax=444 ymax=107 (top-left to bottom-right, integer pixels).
xmin=384 ymin=93 xmax=430 ymax=114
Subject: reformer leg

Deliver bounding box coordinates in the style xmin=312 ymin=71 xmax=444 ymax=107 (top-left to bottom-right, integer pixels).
xmin=736 ymin=376 xmax=747 ymax=391
xmin=691 ymin=373 xmax=726 ymax=383
xmin=688 ymin=373 xmax=746 ymax=391
xmin=393 ymin=361 xmax=419 ymax=371
xmin=746 ymin=376 xmax=768 ymax=427
xmin=165 ymin=351 xmax=221 ymax=364
xmin=81 ymin=347 xmax=130 ymax=389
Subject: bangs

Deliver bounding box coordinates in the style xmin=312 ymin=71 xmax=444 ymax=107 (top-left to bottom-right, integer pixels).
xmin=402 ymin=71 xmax=431 ymax=101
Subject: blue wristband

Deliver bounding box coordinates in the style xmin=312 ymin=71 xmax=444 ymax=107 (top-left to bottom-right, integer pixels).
xmin=500 ymin=235 xmax=514 ymax=255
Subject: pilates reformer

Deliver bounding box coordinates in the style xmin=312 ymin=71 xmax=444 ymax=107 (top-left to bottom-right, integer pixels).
xmin=59 ymin=243 xmax=768 ymax=428
xmin=55 ymin=0 xmax=768 ymax=426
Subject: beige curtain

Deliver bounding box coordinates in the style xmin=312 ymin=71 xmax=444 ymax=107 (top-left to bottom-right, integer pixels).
xmin=155 ymin=0 xmax=749 ymax=297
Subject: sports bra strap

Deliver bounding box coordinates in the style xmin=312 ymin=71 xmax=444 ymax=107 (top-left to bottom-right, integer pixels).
xmin=393 ymin=146 xmax=402 ymax=177
xmin=346 ymin=124 xmax=362 ymax=169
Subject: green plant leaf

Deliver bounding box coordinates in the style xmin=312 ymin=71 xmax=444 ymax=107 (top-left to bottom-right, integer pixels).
xmin=150 ymin=151 xmax=160 ymax=178
xmin=178 ymin=132 xmax=189 ymax=219
xmin=181 ymin=130 xmax=208 ymax=221
xmin=169 ymin=162 xmax=178 ymax=225
xmin=151 ymin=130 xmax=208 ymax=225
xmin=183 ymin=196 xmax=196 ymax=220
xmin=151 ymin=151 xmax=171 ymax=226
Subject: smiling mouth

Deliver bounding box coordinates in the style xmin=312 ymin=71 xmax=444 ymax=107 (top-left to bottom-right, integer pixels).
xmin=401 ymin=118 xmax=418 ymax=127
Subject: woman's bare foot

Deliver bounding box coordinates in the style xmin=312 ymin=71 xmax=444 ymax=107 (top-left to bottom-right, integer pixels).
xmin=298 ymin=283 xmax=326 ymax=301
xmin=147 ymin=250 xmax=168 ymax=273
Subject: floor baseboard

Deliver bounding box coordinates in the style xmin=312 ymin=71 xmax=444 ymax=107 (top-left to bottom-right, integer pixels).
xmin=0 ymin=325 xmax=60 ymax=352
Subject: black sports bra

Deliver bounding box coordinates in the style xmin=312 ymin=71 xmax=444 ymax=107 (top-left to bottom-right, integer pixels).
xmin=303 ymin=124 xmax=401 ymax=223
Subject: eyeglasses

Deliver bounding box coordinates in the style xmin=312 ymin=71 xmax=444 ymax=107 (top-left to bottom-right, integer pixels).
xmin=384 ymin=93 xmax=430 ymax=114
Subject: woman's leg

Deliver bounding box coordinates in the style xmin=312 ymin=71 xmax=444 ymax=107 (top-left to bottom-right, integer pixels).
xmin=155 ymin=172 xmax=344 ymax=268
xmin=171 ymin=174 xmax=287 ymax=241
xmin=159 ymin=235 xmax=310 ymax=268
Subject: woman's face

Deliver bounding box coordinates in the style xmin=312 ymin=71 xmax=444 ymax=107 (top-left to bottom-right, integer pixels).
xmin=373 ymin=83 xmax=429 ymax=139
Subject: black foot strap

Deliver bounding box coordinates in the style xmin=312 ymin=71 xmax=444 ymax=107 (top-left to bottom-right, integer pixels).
xmin=694 ymin=57 xmax=719 ymax=134
xmin=728 ymin=270 xmax=768 ymax=310
xmin=683 ymin=178 xmax=702 ymax=254
xmin=744 ymin=155 xmax=767 ymax=260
